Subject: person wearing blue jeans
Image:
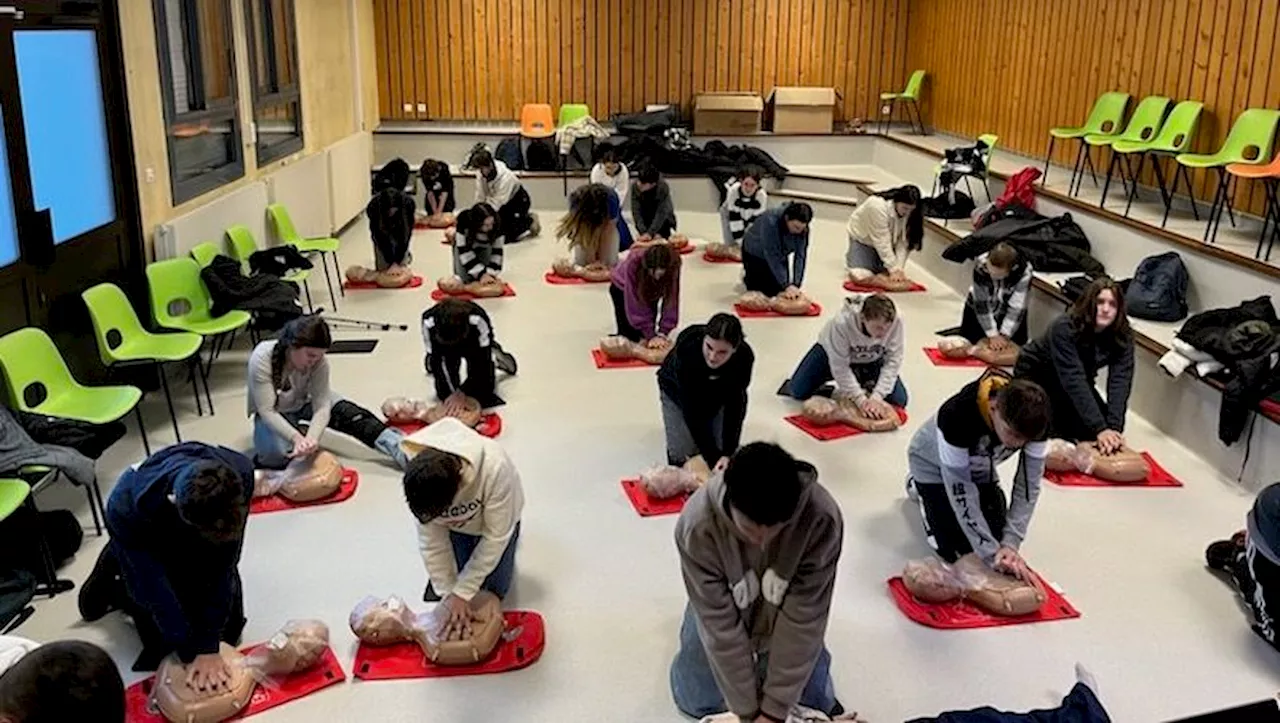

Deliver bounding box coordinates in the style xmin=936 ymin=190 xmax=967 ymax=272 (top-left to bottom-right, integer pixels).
xmin=782 ymin=294 xmax=909 ymax=416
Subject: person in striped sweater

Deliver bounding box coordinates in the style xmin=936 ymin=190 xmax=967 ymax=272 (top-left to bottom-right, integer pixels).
xmin=719 ymin=166 xmax=768 ymax=249
xmin=452 ymin=203 xmax=504 ymax=284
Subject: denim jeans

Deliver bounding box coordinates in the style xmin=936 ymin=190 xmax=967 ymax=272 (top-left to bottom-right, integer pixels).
xmin=785 ymin=343 xmax=909 ymax=406
xmin=447 ymin=522 xmax=521 ymax=599
xmin=252 ymin=404 xmax=314 ymax=468
xmin=669 ymin=603 xmax=836 ymax=719
xmin=845 ymin=236 xmax=887 ymax=274
xmin=660 ymin=390 xmax=723 ymax=465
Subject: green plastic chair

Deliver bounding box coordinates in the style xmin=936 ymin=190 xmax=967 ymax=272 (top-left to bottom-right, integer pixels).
xmin=226 ymin=225 xmax=313 ymax=311
xmin=0 ymin=327 xmax=147 ymax=459
xmin=1083 ymin=95 xmax=1171 ymax=203
xmin=879 ymin=70 xmax=926 ymax=135
xmin=0 ymin=477 xmax=73 ymax=597
xmin=557 ymin=104 xmax=591 ymax=127
xmin=1043 ymin=91 xmax=1130 ymax=187
xmin=145 ymin=258 xmax=252 ymax=339
xmin=190 ymin=242 xmax=221 ymax=268
xmin=82 ymin=282 xmax=207 ymax=443
xmin=266 ymin=204 xmax=340 ymax=308
xmin=1177 ymin=108 xmax=1280 ymax=242
xmin=1109 ymin=99 xmax=1203 ymax=222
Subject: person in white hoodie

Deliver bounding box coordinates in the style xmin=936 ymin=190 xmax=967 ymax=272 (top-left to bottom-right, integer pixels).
xmin=589 ymin=145 xmax=630 ymax=208
xmin=400 ymin=417 xmax=524 ymax=629
xmin=470 ymin=148 xmax=540 ymax=242
xmin=845 ymin=185 xmax=922 ymax=282
xmin=781 ymin=293 xmax=908 ymax=417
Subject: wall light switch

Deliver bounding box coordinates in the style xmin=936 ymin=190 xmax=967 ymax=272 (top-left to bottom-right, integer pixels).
xmin=402 ymin=103 xmax=413 ymax=113
xmin=144 ymin=167 xmax=156 ymax=184
xmin=417 ymin=103 xmax=427 ymax=113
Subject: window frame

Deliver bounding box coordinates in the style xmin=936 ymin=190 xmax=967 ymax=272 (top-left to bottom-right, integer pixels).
xmin=152 ymin=0 xmax=245 ymax=205
xmin=243 ymin=0 xmax=303 ymax=166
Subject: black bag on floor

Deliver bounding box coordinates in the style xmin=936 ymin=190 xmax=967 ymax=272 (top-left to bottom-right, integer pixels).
xmin=0 ymin=569 xmax=34 ymax=632
xmin=494 ymin=138 xmax=524 ymax=170
xmin=525 ymin=138 xmax=557 ymax=171
xmin=923 ymin=191 xmax=976 ymax=219
xmin=1126 ymin=251 xmax=1190 ymax=322
xmin=0 ymin=507 xmax=83 ymax=574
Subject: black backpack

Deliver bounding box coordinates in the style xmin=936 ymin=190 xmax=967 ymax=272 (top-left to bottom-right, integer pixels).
xmin=494 ymin=138 xmax=524 ymax=171
xmin=525 ymin=138 xmax=557 ymax=171
xmin=1126 ymin=252 xmax=1189 ymax=322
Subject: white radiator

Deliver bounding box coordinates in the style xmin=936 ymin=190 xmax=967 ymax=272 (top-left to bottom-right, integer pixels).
xmin=326 ymin=131 xmax=372 ymax=233
xmin=264 ymin=151 xmax=331 ymax=243
xmin=153 ymin=180 xmax=269 ymax=260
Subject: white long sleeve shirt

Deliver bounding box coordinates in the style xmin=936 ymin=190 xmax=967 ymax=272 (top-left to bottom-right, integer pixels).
xmin=474 ymin=161 xmax=522 ymax=209
xmin=590 ymin=163 xmax=630 ymax=207
xmin=846 ymin=196 xmax=909 ymax=273
xmin=401 ymin=417 xmax=524 ymax=601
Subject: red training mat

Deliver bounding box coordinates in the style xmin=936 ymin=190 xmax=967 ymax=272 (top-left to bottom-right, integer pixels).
xmin=343 ymin=275 xmax=425 ymax=290
xmin=386 ymin=413 xmax=503 ymax=439
xmin=620 ymin=478 xmax=690 ymax=516
xmin=922 ymin=347 xmax=989 ymax=368
xmin=783 ymin=407 xmax=909 ymax=441
xmin=1045 ymin=452 xmax=1182 ymax=488
xmin=544 ymin=271 xmax=608 ymax=285
xmin=429 ymin=284 xmax=516 ymax=301
xmin=1260 ymin=398 xmax=1280 ymax=423
xmin=353 ymin=611 xmax=545 ymax=681
xmin=733 ymin=302 xmax=822 ymax=318
xmin=702 ymin=252 xmax=741 ymax=264
xmin=250 ymin=469 xmax=359 ymax=515
xmin=591 ymin=348 xmax=658 ymax=369
xmin=843 ymin=279 xmax=927 ymax=293
xmin=125 ymin=646 xmax=346 ymax=722
xmin=886 ymin=575 xmax=1081 ymax=629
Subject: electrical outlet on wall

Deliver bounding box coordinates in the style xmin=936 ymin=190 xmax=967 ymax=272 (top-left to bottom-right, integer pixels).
xmin=417 ymin=103 xmax=426 ymax=113
xmin=144 ymin=167 xmax=156 ymax=184
xmin=402 ymin=103 xmax=413 ymax=113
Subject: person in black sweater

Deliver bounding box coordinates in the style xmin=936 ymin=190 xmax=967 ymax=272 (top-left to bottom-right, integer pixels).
xmin=419 ymin=158 xmax=456 ymax=217
xmin=1014 ymin=278 xmax=1135 ymax=452
xmin=656 ymin=313 xmax=754 ymax=467
xmin=421 ymin=299 xmax=516 ymax=410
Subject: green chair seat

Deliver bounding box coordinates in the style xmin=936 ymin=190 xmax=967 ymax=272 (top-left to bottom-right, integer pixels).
xmin=146 ymin=257 xmax=253 ymax=337
xmin=1050 ymin=91 xmax=1131 ymax=139
xmin=879 ymin=91 xmax=903 ymax=101
xmin=1111 ymin=100 xmax=1203 ymax=155
xmin=106 ymin=333 xmax=202 ymax=363
xmin=1084 ymin=96 xmax=1171 ymax=148
xmin=267 ymin=204 xmax=339 ymax=252
xmin=557 ymin=103 xmax=591 ymax=127
xmin=190 ymin=242 xmax=221 ymax=268
xmin=1177 ymin=108 xmax=1280 ymax=168
xmin=0 ymin=327 xmax=143 ymax=426
xmin=83 ymin=283 xmax=203 ymax=365
xmin=30 ymin=385 xmax=142 ymax=425
xmin=161 ymin=310 xmax=253 ymax=337
xmin=0 ymin=479 xmax=30 ymax=521
xmin=227 ymin=223 xmax=312 ymax=290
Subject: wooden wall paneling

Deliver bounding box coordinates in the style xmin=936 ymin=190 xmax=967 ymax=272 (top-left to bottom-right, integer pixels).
xmin=833 ymin=0 xmax=848 ymax=119
xmin=408 ymin=0 xmax=425 ymax=118
xmin=397 ymin=0 xmax=416 ymax=117
xmin=572 ymin=0 xmax=585 ymax=107
xmin=373 ymin=0 xmax=391 ymax=119
xmin=1242 ymin=0 xmax=1279 ymax=210
xmin=419 ymin=0 xmax=437 ymax=117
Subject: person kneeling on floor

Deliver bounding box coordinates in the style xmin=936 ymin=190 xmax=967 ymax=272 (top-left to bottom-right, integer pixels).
xmin=906 ymin=373 xmax=1051 ymax=578
xmin=742 ymin=202 xmax=813 ymax=299
xmin=782 ymin=293 xmax=907 ymax=416
xmin=421 ymin=298 xmax=516 ymax=412
xmin=611 ymin=243 xmax=682 ymax=345
xmin=451 ymin=203 xmax=505 ymax=285
xmin=470 ymin=148 xmax=539 ymax=241
xmin=632 ymin=163 xmax=679 ymax=244
xmin=671 ymin=442 xmax=845 ymax=721
xmin=658 ymin=314 xmax=754 ymax=468
xmin=78 ymin=442 xmax=253 ymax=684
xmin=0 ymin=640 xmax=125 ymax=722
xmin=1207 ymin=482 xmax=1280 ymax=654
xmin=845 ymin=185 xmax=922 ymax=285
xmin=960 ymin=242 xmax=1032 ymax=348
xmin=719 ymin=166 xmax=768 ymax=250
xmin=401 ymin=417 xmax=524 ymax=618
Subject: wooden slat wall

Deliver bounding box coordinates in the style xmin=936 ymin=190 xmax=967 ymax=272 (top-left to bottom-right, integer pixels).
xmin=907 ymin=0 xmax=1280 ymax=212
xmin=372 ymin=0 xmax=911 ymax=125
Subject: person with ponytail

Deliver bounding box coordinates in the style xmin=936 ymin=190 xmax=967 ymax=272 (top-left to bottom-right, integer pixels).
xmin=845 ymin=184 xmax=923 ymax=283
xmin=609 ymin=243 xmax=682 ymax=344
xmin=247 ymin=316 xmax=409 ymax=470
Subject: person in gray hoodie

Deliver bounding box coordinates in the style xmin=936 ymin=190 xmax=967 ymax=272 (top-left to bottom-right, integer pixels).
xmin=906 ymin=373 xmax=1051 ymax=577
xmin=670 ymin=442 xmax=844 ymax=722
xmin=780 ymin=293 xmax=907 ymax=416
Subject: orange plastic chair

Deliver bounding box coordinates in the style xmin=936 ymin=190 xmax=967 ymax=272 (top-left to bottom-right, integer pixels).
xmin=1228 ymin=152 xmax=1280 ymax=260
xmin=520 ymin=104 xmax=555 ymax=139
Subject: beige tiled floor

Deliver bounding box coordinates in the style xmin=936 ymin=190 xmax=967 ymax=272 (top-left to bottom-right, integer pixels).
xmin=21 ymin=206 xmax=1275 ymax=722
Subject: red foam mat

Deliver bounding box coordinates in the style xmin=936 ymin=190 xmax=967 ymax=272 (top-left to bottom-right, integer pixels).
xmin=429 ymin=284 xmax=516 ymax=301
xmin=125 ymin=646 xmax=346 ymax=722
xmin=387 ymin=414 xmax=503 ymax=439
xmin=783 ymin=407 xmax=908 ymax=441
xmin=353 ymin=611 xmax=545 ymax=680
xmin=843 ymin=280 xmax=927 ymax=293
xmin=620 ymin=478 xmax=690 ymax=516
xmin=887 ymin=576 xmax=1081 ymax=629
xmin=922 ymin=347 xmax=989 ymax=367
xmin=343 ymin=275 xmax=425 ymax=290
xmin=544 ymin=271 xmax=608 ymax=285
xmin=250 ymin=469 xmax=359 ymax=515
xmin=1045 ymin=452 xmax=1182 ymax=488
xmin=701 ymin=252 xmax=742 ymax=264
xmin=591 ymin=348 xmax=658 ymax=369
xmin=733 ymin=302 xmax=822 ymax=318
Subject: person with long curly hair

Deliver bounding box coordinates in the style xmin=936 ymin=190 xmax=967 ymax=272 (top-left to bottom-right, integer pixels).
xmin=558 ymin=183 xmax=626 ymax=267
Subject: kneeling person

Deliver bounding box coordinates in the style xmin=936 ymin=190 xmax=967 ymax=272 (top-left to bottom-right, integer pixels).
xmin=657 ymin=314 xmax=754 ymax=468
xmin=422 ymin=299 xmax=517 ymax=411
xmin=1207 ymin=482 xmax=1280 ymax=654
xmin=907 ymin=375 xmax=1051 ymax=578
xmin=670 ymin=442 xmax=844 ymax=721
xmin=402 ymin=417 xmax=524 ymax=625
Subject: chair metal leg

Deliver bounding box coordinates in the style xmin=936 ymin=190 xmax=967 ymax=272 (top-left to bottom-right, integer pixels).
xmin=302 ymin=279 xmax=313 ymax=312
xmin=333 ymin=251 xmax=345 ymax=299
xmin=1041 ymin=138 xmax=1056 ymax=185
xmin=24 ymin=497 xmax=74 ymax=597
xmin=156 ymin=362 xmax=181 ymax=443
xmin=1100 ymin=152 xmax=1120 ymax=209
xmin=879 ymin=99 xmax=896 ymax=135
xmin=1256 ymin=182 xmax=1276 ymax=259
xmin=1178 ymin=164 xmax=1200 ymax=221
xmin=1204 ymin=170 xmax=1231 ymax=243
xmin=1123 ymin=153 xmax=1147 ymax=218
xmin=83 ymin=484 xmax=102 ymax=536
xmin=134 ymin=405 xmax=150 ymax=457
xmin=1068 ymin=143 xmax=1088 ymax=196
xmin=90 ymin=476 xmax=107 ymax=537
xmin=188 ymin=355 xmax=204 ymax=417
xmin=320 ymin=252 xmax=338 ymax=309
xmin=194 ymin=355 xmax=215 ymax=416
xmin=982 ymin=175 xmax=992 ymax=202
xmin=1083 ymin=147 xmax=1099 ymax=187
xmin=907 ymin=100 xmax=925 ymax=134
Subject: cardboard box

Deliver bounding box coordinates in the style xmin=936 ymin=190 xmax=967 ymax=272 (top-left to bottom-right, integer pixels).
xmin=694 ymin=93 xmax=764 ymax=135
xmin=768 ymin=87 xmax=837 ymax=133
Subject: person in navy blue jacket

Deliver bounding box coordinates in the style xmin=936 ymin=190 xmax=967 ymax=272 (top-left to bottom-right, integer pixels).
xmin=741 ymin=202 xmax=813 ymax=298
xmin=77 ymin=442 xmax=253 ymax=691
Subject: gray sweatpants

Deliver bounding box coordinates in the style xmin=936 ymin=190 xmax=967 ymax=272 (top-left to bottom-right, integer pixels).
xmin=660 ymin=390 xmax=723 ymax=465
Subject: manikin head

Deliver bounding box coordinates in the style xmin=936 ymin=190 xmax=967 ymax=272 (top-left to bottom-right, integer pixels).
xmin=701 ymin=313 xmax=744 ymax=370
xmin=470 ymin=149 xmax=497 ymax=180
xmin=724 ymin=442 xmax=804 ymax=547
xmin=636 ymin=164 xmax=660 ymax=193
xmin=985 ymin=243 xmax=1018 ymax=282
xmin=1070 ymin=278 xmax=1130 ymax=336
xmin=782 ymin=202 xmax=813 ymax=235
xmin=989 ymin=379 xmax=1052 ymax=449
xmin=859 ymin=293 xmax=897 ymax=339
xmin=402 ymin=447 xmax=466 ymax=523
xmin=0 ymin=641 xmax=124 ymax=723
xmin=737 ymin=166 xmax=763 ymax=197
xmin=172 ymin=462 xmax=249 ymax=544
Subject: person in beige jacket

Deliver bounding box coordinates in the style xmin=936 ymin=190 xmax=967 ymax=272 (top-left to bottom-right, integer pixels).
xmin=400 ymin=417 xmax=524 ymax=629
xmin=845 ymin=185 xmax=922 ymax=282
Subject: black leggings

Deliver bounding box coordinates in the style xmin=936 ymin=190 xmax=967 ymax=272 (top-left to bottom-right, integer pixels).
xmin=742 ymin=252 xmax=785 ymax=296
xmin=499 ymin=187 xmax=534 ymax=242
xmin=959 ymin=301 xmax=1029 ymax=345
xmin=914 ymin=480 xmax=1007 ymax=562
xmin=609 ymin=283 xmax=644 ymax=342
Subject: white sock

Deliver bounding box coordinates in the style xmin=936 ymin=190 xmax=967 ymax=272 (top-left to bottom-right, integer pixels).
xmin=1075 ymin=662 xmax=1101 ymax=700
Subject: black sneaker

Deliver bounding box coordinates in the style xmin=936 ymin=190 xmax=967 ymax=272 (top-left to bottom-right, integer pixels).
xmin=78 ymin=545 xmax=122 ymax=622
xmin=1206 ymin=539 xmax=1240 ymax=572
xmin=423 ymin=582 xmax=442 ymax=602
xmin=493 ymin=346 xmax=518 ymax=376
